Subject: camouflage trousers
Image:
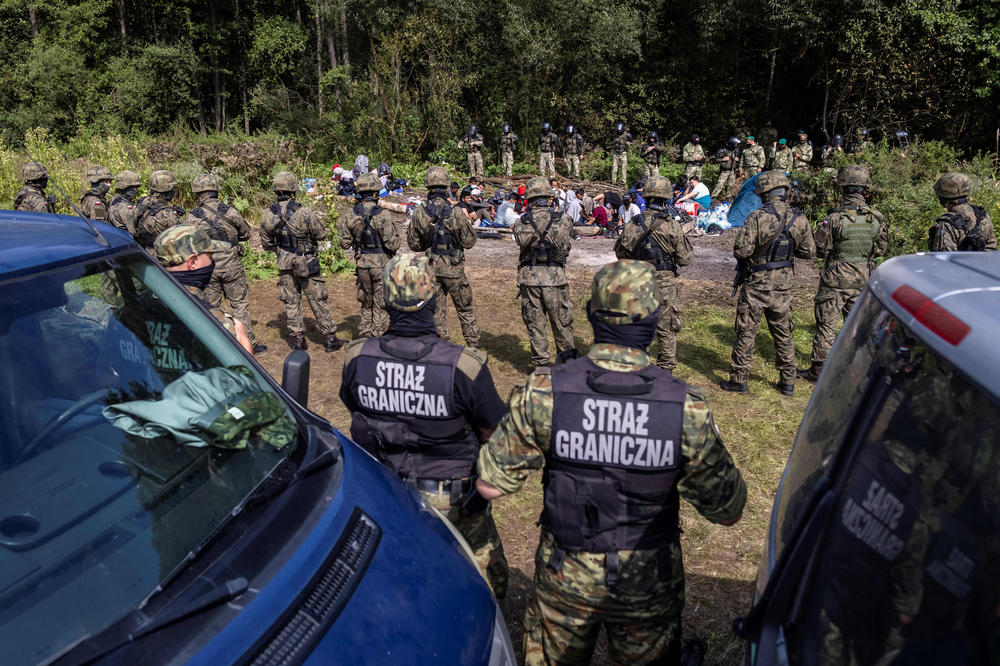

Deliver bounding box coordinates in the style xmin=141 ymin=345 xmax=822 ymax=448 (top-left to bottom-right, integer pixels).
xmin=356 ymin=266 xmax=388 ymax=338
xmin=810 ymin=284 xmax=861 ymax=365
xmin=524 ymin=531 xmax=684 ymax=666
xmin=277 ymin=270 xmax=337 ymax=336
xmin=653 ymin=272 xmax=682 ymax=372
xmin=611 ymin=152 xmax=628 ymax=185
xmin=420 ymin=487 xmax=508 ymax=601
xmin=435 ymin=271 xmax=480 ymax=347
xmin=502 ymin=150 xmax=515 ymax=178
xmin=540 ymin=152 xmax=556 ymax=178
xmin=712 ymin=170 xmax=737 ymax=200
xmin=566 ymin=156 xmax=580 ymax=179
xmin=729 ymin=284 xmax=796 ymax=385
xmin=205 ymin=260 xmax=257 ymax=344
xmin=468 ymin=151 xmax=484 ymax=178
xmin=684 ymin=164 xmax=703 ymax=180
xmin=521 ymin=285 xmax=575 ymax=367
xmin=643 ymin=163 xmax=660 ymax=179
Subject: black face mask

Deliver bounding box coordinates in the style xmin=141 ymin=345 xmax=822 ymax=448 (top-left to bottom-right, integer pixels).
xmin=162 ymin=189 xmax=176 ymax=202
xmin=173 ymin=261 xmax=215 ymax=290
xmin=93 ymin=181 xmax=111 ymax=196
xmin=587 ymin=300 xmax=660 ymax=350
xmin=387 ymin=298 xmax=438 ymax=337
xmin=119 ymin=186 xmax=138 ymax=201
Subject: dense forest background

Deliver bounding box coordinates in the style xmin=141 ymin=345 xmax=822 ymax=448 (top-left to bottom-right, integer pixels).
xmin=1 ymin=0 xmax=999 ymax=158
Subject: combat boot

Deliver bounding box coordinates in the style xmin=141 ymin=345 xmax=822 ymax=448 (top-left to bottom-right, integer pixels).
xmin=778 ymin=382 xmax=795 ymax=396
xmin=252 ymin=343 xmax=268 ymax=354
xmin=719 ymin=379 xmax=748 ymax=393
xmin=796 ymin=362 xmax=822 ymax=382
xmin=291 ymin=333 xmax=307 ymax=351
xmin=325 ymin=334 xmax=345 ymax=353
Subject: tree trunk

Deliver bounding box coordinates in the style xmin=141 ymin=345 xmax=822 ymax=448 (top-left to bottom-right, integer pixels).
xmin=28 ymin=5 xmax=38 ymax=38
xmin=116 ymin=0 xmax=127 ymax=50
xmin=315 ymin=7 xmax=324 ymax=117
xmin=340 ymin=2 xmax=350 ymax=67
xmin=765 ymin=47 xmax=776 ymax=113
xmin=325 ymin=3 xmax=342 ymax=114
xmin=209 ymin=0 xmax=222 ymax=132
xmin=294 ymin=0 xmax=302 ymax=27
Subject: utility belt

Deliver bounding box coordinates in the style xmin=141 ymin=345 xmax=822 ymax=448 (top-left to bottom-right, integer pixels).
xmin=752 ymin=259 xmax=793 ymax=272
xmin=408 ymin=477 xmax=486 ymax=514
xmin=545 ymin=539 xmax=676 ymax=588
xmin=519 ymin=258 xmax=565 ymax=269
xmin=685 ymin=161 xmax=704 ymax=167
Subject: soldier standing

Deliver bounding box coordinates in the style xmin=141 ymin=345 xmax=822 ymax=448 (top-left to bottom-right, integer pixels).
xmin=773 ymin=139 xmax=794 ymax=172
xmin=928 ymin=172 xmax=998 ymax=252
xmin=614 ymin=176 xmax=692 ymax=371
xmin=108 ymin=171 xmax=142 ymax=236
xmin=499 ymin=123 xmax=519 ymax=179
xmin=539 ymin=122 xmax=559 ymax=178
xmin=476 ymin=260 xmax=747 ymax=666
xmin=339 ymin=172 xmax=401 ymax=338
xmin=185 ymin=173 xmax=266 ymax=355
xmin=712 ymin=137 xmax=741 ymax=201
xmin=14 ymin=162 xmax=56 ymax=213
xmin=260 ymin=171 xmax=344 ymax=353
xmin=609 ymin=121 xmax=632 ymax=186
xmin=407 ymin=166 xmax=480 ymax=347
xmin=681 ymin=134 xmax=706 ymax=180
xmin=135 ymin=170 xmax=185 ymax=251
xmin=514 ymin=176 xmax=574 ymax=368
xmin=792 ymin=129 xmax=813 ymax=171
xmin=339 ymin=253 xmax=509 ymax=599
xmin=742 ymin=136 xmax=766 ymax=174
xmin=759 ymin=121 xmax=778 ymax=168
xmin=798 ymin=165 xmax=887 ymax=382
xmin=820 ymin=134 xmax=844 ymax=168
xmin=721 ymin=170 xmax=815 ymax=396
xmin=80 ymin=166 xmax=113 ymax=221
xmin=460 ymin=125 xmax=485 ymax=178
xmin=848 ymin=128 xmax=874 ymax=155
xmin=562 ymin=125 xmax=585 ymax=180
xmin=640 ymin=131 xmax=666 ymax=179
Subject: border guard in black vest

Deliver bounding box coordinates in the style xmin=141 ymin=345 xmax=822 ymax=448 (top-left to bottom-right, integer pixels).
xmin=477 ymin=260 xmax=747 ymax=665
xmin=339 ymin=172 xmax=401 ymax=338
xmin=614 ymin=175 xmax=693 ymax=371
xmin=339 ymin=253 xmax=509 ymax=599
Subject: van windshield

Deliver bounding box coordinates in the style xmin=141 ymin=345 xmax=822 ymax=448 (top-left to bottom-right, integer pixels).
xmin=776 ymin=289 xmax=1000 ymax=664
xmin=0 ymin=253 xmax=298 ymax=664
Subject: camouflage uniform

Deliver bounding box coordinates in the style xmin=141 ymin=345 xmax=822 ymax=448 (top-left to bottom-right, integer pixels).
xmin=712 ymin=146 xmax=739 ymax=199
xmin=460 ymin=130 xmax=485 ymax=177
xmin=339 ymin=254 xmax=508 ymax=598
xmin=14 ymin=162 xmax=55 ymax=213
xmin=773 ymin=144 xmax=794 ymax=173
xmin=681 ymin=141 xmax=706 ymax=179
xmin=515 ymin=177 xmax=575 ymax=367
xmin=107 ymin=171 xmax=142 ymax=236
xmin=792 ymin=137 xmax=813 ymax=171
xmin=500 ymin=128 xmax=519 ymax=178
xmin=614 ymin=177 xmax=693 ymax=371
xmin=610 ymin=130 xmax=631 ymax=185
xmin=80 ymin=165 xmax=112 ymax=221
xmin=562 ymin=130 xmax=584 ymax=179
xmin=185 ymin=175 xmax=260 ymax=347
xmin=759 ymin=124 xmax=778 ymax=167
xmin=478 ymin=261 xmax=747 ymax=666
xmin=742 ymin=140 xmax=766 ymax=173
xmin=339 ymin=173 xmax=402 ymax=338
xmin=408 ymin=170 xmax=480 ymax=346
xmin=135 ymin=170 xmax=185 ymax=251
xmin=726 ymin=172 xmax=816 ymax=391
xmin=928 ymin=173 xmax=998 ymax=252
xmin=640 ymin=138 xmax=666 ymax=179
xmin=539 ymin=129 xmax=559 ymax=178
xmin=260 ymin=173 xmax=340 ymax=347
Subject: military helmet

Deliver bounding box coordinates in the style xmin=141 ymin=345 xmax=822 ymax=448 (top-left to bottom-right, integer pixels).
xmin=20 ymin=161 xmax=47 ymax=181
xmin=644 ymin=175 xmax=672 ymax=200
xmin=502 ymin=123 xmax=511 ymax=133
xmin=524 ymin=176 xmax=551 ymax=200
xmin=566 ymin=124 xmax=575 ymax=135
xmin=149 ymin=169 xmax=178 ymax=193
xmin=859 ymin=128 xmax=869 ymax=137
xmin=727 ymin=136 xmax=740 ymax=148
xmin=153 ymin=224 xmax=229 ymax=267
xmin=589 ymin=260 xmax=662 ymax=325
xmin=272 ymin=171 xmax=298 ymax=192
xmin=648 ymin=131 xmax=658 ymax=141
xmin=85 ymin=165 xmax=113 ymax=184
xmin=192 ymin=173 xmax=221 ymax=194
xmin=755 ymin=170 xmax=790 ymax=195
xmin=468 ymin=124 xmax=477 ymax=136
xmin=384 ymin=253 xmax=436 ymax=312
xmin=541 ymin=121 xmax=551 ymax=132
xmin=356 ymin=172 xmax=381 ymax=193
xmin=837 ymin=164 xmax=871 ymax=188
xmin=833 ymin=134 xmax=844 ymax=146
xmin=614 ymin=121 xmax=625 ymax=133
xmin=796 ymin=128 xmax=806 ymax=137
xmin=933 ymin=173 xmax=972 ymax=200
xmin=690 ymin=133 xmax=700 ymax=142
xmin=424 ymin=166 xmax=449 ymax=188
xmin=115 ymin=170 xmax=141 ymax=189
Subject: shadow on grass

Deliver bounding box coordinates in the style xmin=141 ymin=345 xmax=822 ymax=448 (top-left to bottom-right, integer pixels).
xmin=684 ymin=573 xmax=755 ymax=666
xmin=480 ymin=331 xmax=535 ymax=374
xmin=339 ymin=314 xmax=360 ymax=339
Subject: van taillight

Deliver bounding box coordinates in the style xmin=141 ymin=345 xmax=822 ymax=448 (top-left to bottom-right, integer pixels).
xmin=892 ymin=285 xmax=970 ymax=345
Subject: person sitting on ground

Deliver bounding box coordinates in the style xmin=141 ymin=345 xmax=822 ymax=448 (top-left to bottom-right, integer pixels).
xmin=631 ymin=181 xmax=647 ymax=211
xmin=333 ymin=165 xmax=356 ymax=196
xmin=592 ymin=201 xmax=610 ymax=230
xmin=469 ymin=176 xmax=480 ymax=190
xmin=618 ymin=193 xmax=641 ymax=227
xmin=672 ymin=174 xmax=689 ymax=202
xmin=564 ymin=189 xmax=583 ymax=224
xmin=550 ymin=177 xmax=566 ymax=212
xmin=579 ymin=189 xmax=596 ymax=223
xmin=448 ymin=181 xmax=461 ymax=205
xmin=471 ymin=188 xmax=495 ymax=224
xmin=676 ymin=175 xmax=711 ymax=210
xmin=494 ymin=190 xmax=521 ymax=227
xmin=603 ymin=190 xmax=623 ymax=229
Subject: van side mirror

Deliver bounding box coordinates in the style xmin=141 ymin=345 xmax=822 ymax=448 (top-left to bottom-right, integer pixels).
xmin=281 ymin=350 xmax=310 ymax=407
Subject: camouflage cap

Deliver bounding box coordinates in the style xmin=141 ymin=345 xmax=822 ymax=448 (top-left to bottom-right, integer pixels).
xmin=933 ymin=172 xmax=972 ymax=199
xmin=525 ymin=176 xmax=551 ymax=200
xmin=383 ymin=253 xmax=436 ymax=312
xmin=755 ymin=170 xmax=790 ymax=195
xmin=149 ymin=169 xmax=178 ymax=193
xmin=85 ymin=165 xmax=113 ymax=184
xmin=115 ymin=170 xmax=141 ymax=189
xmin=589 ymin=260 xmax=662 ymax=325
xmin=273 ymin=171 xmax=298 ymax=192
xmin=424 ymin=166 xmax=449 ymax=188
xmin=837 ymin=164 xmax=871 ymax=188
xmin=20 ymin=161 xmax=47 ymax=181
xmin=356 ymin=172 xmax=381 ymax=193
xmin=192 ymin=173 xmax=221 ymax=193
xmin=644 ymin=175 xmax=672 ymax=200
xmin=153 ymin=224 xmax=229 ymax=266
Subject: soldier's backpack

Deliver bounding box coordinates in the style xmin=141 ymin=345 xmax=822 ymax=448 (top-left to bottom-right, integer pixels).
xmin=518 ymin=208 xmax=566 ymax=268
xmin=633 ymin=213 xmax=676 ymax=274
xmin=354 ymin=203 xmax=386 ymax=254
xmin=425 ymin=202 xmax=458 ymax=256
xmin=753 ymin=203 xmax=804 ymax=272
xmin=948 ymin=206 xmax=990 ymax=252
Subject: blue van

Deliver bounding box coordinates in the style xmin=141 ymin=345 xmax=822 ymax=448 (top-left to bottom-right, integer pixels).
xmin=0 ymin=212 xmax=514 ymax=665
xmin=740 ymin=252 xmax=1000 ymax=665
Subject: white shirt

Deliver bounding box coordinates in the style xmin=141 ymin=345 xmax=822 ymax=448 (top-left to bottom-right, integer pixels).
xmin=691 ymin=181 xmax=710 ymax=199
xmin=618 ymin=203 xmax=641 ymax=223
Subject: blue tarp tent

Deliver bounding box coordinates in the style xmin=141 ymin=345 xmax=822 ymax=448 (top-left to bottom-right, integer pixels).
xmin=728 ymin=173 xmax=761 ymax=228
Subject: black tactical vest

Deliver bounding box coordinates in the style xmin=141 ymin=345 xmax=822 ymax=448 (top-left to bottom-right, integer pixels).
xmin=135 ymin=199 xmax=184 ymax=248
xmin=633 ymin=213 xmax=676 ymax=274
xmin=348 ymin=335 xmax=480 ymax=481
xmin=354 ymin=202 xmax=385 ymax=254
xmin=541 ymin=357 xmax=686 ymax=553
xmin=752 ymin=203 xmax=802 ymax=272
xmin=190 ymin=202 xmax=231 ymax=243
xmin=948 ymin=205 xmax=989 ymax=251
xmin=269 ymin=200 xmax=304 ymax=254
xmin=425 ymin=202 xmax=458 ymax=256
xmin=518 ymin=207 xmax=565 ymax=268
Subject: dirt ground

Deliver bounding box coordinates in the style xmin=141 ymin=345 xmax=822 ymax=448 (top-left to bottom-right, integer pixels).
xmin=247 ymin=227 xmax=821 ymax=664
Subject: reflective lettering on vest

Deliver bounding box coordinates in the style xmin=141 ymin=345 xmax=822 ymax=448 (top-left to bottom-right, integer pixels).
xmin=355 ymin=360 xmax=449 ymax=417
xmin=924 ymin=513 xmax=980 ymax=601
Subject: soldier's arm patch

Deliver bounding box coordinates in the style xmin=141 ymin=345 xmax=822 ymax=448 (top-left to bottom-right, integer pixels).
xmin=457 ymin=346 xmax=489 ymax=380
